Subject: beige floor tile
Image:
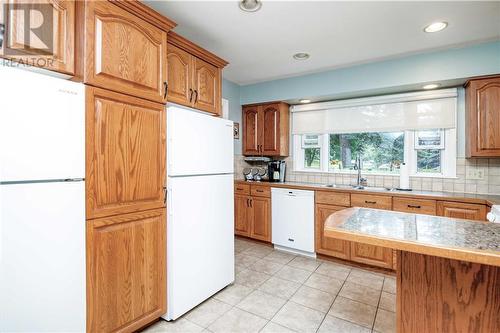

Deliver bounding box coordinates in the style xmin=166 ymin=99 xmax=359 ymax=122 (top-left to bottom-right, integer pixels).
xmin=236 ymin=290 xmax=286 ymax=320
xmin=249 ymin=259 xmax=284 ymax=275
xmin=185 ymin=298 xmax=232 ymax=328
xmin=141 ymin=319 xmax=204 ymax=333
xmin=258 ymin=276 xmax=301 ymax=299
xmin=243 ymin=245 xmax=274 ymax=258
xmin=290 ymin=285 xmax=335 ymax=313
xmin=235 ymin=240 xmax=255 ymax=253
xmin=235 ymin=269 xmax=271 ymax=289
xmin=328 ymin=296 xmax=376 ymax=329
xmin=287 ymin=256 xmax=321 ymax=272
xmin=315 ymin=262 xmax=351 ymax=280
xmin=382 ymin=277 xmax=396 ymax=294
xmin=272 ymin=301 xmax=325 ymax=333
xmin=275 ymin=265 xmax=312 ymax=284
xmin=379 ymin=291 xmax=396 ymax=312
xmin=263 ymin=250 xmax=296 ymax=265
xmin=213 ymin=284 xmax=253 ymax=306
xmin=374 ymin=309 xmax=396 ymax=333
xmin=347 ymin=270 xmax=384 ymax=290
xmin=235 ymin=265 xmax=247 ymax=274
xmin=235 ymin=254 xmax=260 ymax=268
xmin=317 ymin=315 xmax=371 ymax=333
xmin=208 ymin=308 xmax=268 ymax=333
xmin=260 ymin=322 xmax=295 ymax=333
xmin=304 ymin=273 xmax=344 ymax=295
xmin=339 ymin=282 xmax=381 ymax=306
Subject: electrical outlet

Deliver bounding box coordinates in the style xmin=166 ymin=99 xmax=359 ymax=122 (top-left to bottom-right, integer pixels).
xmin=467 ymin=168 xmax=485 ymax=180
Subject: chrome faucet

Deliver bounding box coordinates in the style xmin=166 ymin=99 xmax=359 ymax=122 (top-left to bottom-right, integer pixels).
xmin=353 ymin=154 xmax=364 ymax=189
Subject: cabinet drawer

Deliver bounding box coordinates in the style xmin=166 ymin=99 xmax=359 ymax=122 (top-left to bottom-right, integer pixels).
xmin=351 ymin=194 xmax=392 ymax=210
xmin=437 ymin=201 xmax=487 ymax=221
xmin=235 ymin=183 xmax=250 ymax=195
xmin=393 ymin=197 xmax=436 ymax=215
xmin=251 ymin=185 xmax=271 ymax=197
xmin=316 ymin=191 xmax=350 ymax=207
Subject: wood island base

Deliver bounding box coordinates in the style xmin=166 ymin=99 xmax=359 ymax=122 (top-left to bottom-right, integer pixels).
xmin=397 ymin=251 xmax=500 ymax=333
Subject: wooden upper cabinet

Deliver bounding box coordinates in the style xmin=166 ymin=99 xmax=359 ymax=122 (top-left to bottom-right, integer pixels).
xmin=242 ymin=102 xmax=289 ymax=156
xmin=242 ymin=105 xmax=261 ymax=155
xmin=437 ymin=201 xmax=487 ymax=221
xmin=193 ymin=57 xmax=220 ymax=114
xmin=86 ymin=208 xmax=166 ymax=333
xmin=315 ymin=204 xmax=350 ymax=259
xmin=466 ymin=76 xmax=500 ymax=157
xmin=250 ymin=197 xmax=271 ymax=242
xmin=166 ymin=32 xmax=227 ymax=116
xmin=86 ymin=87 xmax=166 ymax=219
xmin=166 ymin=43 xmax=192 ymax=106
xmin=0 ymin=0 xmax=75 ymax=75
xmin=84 ymin=0 xmax=168 ymax=103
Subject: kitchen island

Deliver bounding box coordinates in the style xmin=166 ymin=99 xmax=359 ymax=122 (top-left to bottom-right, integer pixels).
xmin=324 ymin=208 xmax=500 ymax=333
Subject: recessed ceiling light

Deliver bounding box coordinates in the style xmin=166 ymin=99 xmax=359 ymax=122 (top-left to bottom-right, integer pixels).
xmin=424 ymin=21 xmax=448 ymax=33
xmin=239 ymin=0 xmax=262 ymax=12
xmin=293 ymin=52 xmax=310 ymax=60
xmin=299 ymin=99 xmax=311 ymax=104
xmin=423 ymin=83 xmax=440 ymax=90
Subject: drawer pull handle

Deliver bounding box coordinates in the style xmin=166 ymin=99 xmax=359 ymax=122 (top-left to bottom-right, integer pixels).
xmin=237 ymin=187 xmax=243 ymax=190
xmin=365 ymin=200 xmax=377 ymax=204
xmin=288 ymin=238 xmax=295 ymax=242
xmin=256 ymin=189 xmax=264 ymax=192
xmin=408 ymin=205 xmax=421 ymax=209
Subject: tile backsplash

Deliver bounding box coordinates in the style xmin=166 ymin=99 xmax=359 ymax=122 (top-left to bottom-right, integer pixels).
xmin=234 ymin=155 xmax=500 ymax=195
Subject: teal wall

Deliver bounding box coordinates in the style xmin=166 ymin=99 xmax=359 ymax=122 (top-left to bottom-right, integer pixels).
xmin=239 ymin=41 xmax=500 ymax=104
xmin=222 ymin=79 xmax=242 ymax=154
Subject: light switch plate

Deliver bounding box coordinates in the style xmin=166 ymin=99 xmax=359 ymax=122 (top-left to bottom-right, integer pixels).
xmin=467 ymin=168 xmax=485 ymax=180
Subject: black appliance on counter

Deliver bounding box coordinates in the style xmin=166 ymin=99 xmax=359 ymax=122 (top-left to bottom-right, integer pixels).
xmin=268 ymin=160 xmax=286 ymax=182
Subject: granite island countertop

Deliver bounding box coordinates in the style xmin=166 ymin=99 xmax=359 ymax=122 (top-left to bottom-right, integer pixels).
xmin=235 ymin=179 xmax=500 ymax=206
xmin=324 ymin=207 xmax=500 ymax=266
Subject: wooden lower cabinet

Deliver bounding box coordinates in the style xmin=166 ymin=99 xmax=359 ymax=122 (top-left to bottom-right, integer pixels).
xmin=234 ymin=194 xmax=271 ymax=242
xmin=86 ymin=209 xmax=166 ymax=333
xmin=315 ymin=204 xmax=350 ymax=259
xmin=437 ymin=201 xmax=487 ymax=221
xmin=350 ymin=242 xmax=394 ymax=269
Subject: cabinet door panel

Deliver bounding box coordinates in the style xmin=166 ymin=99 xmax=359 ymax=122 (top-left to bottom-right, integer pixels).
xmin=262 ymin=104 xmax=280 ymax=155
xmin=1 ymin=0 xmax=75 ymax=74
xmin=437 ymin=201 xmax=486 ymax=221
xmin=242 ymin=106 xmax=261 ymax=155
xmin=85 ymin=0 xmax=167 ymax=103
xmin=86 ymin=87 xmax=166 ymax=219
xmin=86 ymin=209 xmax=166 ymax=333
xmin=235 ymin=194 xmax=250 ymax=236
xmin=315 ymin=204 xmax=350 ymax=259
xmin=477 ymin=81 xmax=500 ymax=152
xmin=350 ymin=242 xmax=393 ymax=269
xmin=166 ymin=44 xmax=192 ymax=107
xmin=193 ymin=57 xmax=220 ymax=115
xmin=251 ymin=197 xmax=271 ymax=242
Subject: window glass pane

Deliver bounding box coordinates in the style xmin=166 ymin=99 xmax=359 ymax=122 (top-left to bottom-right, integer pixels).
xmin=302 ymin=134 xmax=320 ymax=147
xmin=304 ymin=148 xmax=321 ymax=169
xmin=415 ymin=129 xmax=444 ymax=148
xmin=417 ymin=149 xmax=441 ymax=173
xmin=329 ymin=132 xmax=404 ymax=174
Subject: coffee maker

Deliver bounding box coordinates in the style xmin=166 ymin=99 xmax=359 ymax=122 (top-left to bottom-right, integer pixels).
xmin=268 ymin=160 xmax=286 ymax=182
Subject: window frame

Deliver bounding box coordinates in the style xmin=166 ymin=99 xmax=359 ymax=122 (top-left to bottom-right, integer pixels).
xmin=293 ymin=129 xmax=456 ymax=178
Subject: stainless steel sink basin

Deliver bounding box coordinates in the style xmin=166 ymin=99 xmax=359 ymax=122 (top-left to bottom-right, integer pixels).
xmin=321 ymin=184 xmax=398 ymax=192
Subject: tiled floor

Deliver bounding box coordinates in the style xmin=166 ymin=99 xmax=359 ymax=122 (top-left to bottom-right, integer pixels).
xmin=142 ymin=238 xmax=396 ymax=333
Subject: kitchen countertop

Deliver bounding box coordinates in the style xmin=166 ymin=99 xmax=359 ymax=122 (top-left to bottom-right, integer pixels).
xmin=324 ymin=207 xmax=500 ymax=266
xmin=234 ymin=179 xmax=500 ymax=206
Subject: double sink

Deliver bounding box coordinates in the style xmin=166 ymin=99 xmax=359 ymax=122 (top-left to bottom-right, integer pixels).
xmin=321 ymin=184 xmax=401 ymax=192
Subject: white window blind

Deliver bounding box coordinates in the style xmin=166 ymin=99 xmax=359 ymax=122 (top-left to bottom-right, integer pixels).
xmin=291 ymin=89 xmax=457 ymax=134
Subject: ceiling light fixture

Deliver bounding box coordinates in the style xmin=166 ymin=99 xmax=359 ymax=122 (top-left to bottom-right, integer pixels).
xmin=299 ymin=99 xmax=311 ymax=104
xmin=424 ymin=21 xmax=448 ymax=33
xmin=239 ymin=0 xmax=262 ymax=12
xmin=423 ymin=83 xmax=440 ymax=90
xmin=293 ymin=52 xmax=310 ymax=60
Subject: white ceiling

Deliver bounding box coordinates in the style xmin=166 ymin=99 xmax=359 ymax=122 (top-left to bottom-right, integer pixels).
xmin=145 ymin=1 xmax=500 ymax=85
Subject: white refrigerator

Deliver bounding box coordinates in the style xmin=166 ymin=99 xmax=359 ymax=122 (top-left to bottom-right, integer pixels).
xmin=163 ymin=104 xmax=234 ymax=320
xmin=0 ymin=66 xmax=86 ymax=332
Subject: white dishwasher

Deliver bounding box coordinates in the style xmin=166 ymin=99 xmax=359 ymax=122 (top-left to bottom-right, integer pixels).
xmin=271 ymin=188 xmax=315 ymax=256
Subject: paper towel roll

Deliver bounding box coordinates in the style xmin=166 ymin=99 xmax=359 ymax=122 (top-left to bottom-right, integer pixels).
xmin=399 ymin=163 xmax=410 ymax=190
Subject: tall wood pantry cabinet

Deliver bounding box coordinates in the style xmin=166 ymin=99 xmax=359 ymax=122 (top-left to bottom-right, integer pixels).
xmin=242 ymin=102 xmax=290 ymax=156
xmin=84 ymin=1 xmax=175 ymax=332
xmin=466 ymin=75 xmax=500 ymax=157
xmin=166 ymin=32 xmax=228 ymax=116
